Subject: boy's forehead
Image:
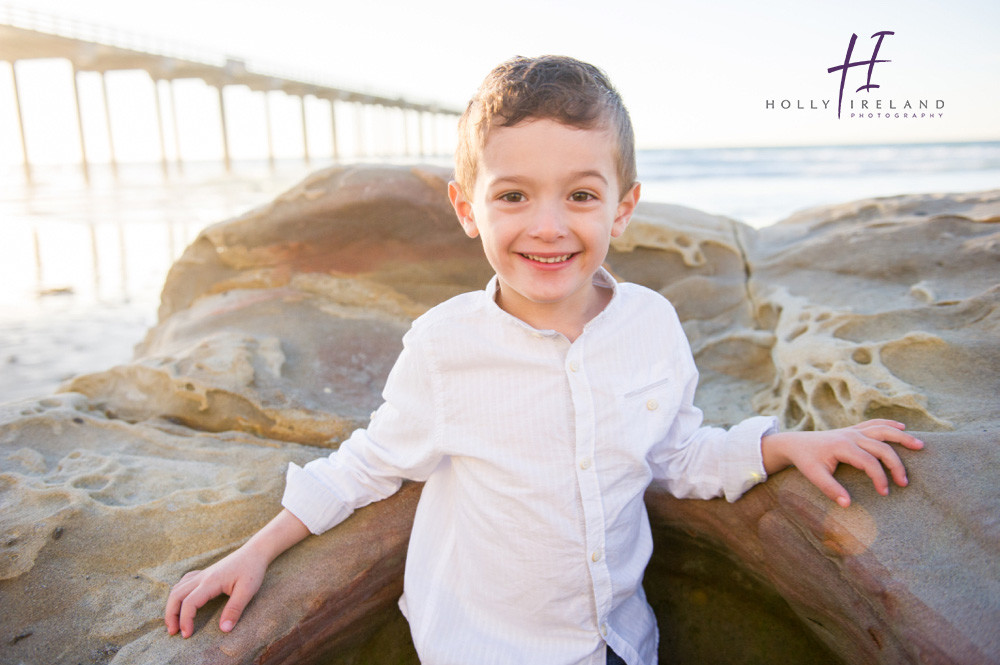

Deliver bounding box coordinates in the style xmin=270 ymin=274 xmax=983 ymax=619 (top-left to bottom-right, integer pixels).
xmin=482 ymin=117 xmax=615 ymax=146
xmin=478 ymin=119 xmax=619 ymax=180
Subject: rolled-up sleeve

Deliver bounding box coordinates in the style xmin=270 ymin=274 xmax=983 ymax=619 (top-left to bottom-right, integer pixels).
xmin=281 ymin=327 xmax=443 ymax=534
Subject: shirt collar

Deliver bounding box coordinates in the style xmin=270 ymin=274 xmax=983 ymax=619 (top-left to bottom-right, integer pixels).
xmin=481 ymin=267 xmax=620 ymax=338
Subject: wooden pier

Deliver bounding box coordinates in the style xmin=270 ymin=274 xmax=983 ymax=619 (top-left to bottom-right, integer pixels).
xmin=0 ymin=6 xmax=462 ymax=182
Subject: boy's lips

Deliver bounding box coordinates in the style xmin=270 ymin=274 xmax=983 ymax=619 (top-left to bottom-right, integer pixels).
xmin=519 ymin=252 xmax=577 ymax=264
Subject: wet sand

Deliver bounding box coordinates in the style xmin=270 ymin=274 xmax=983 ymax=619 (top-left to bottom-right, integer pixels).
xmin=0 ymin=162 xmax=315 ymax=403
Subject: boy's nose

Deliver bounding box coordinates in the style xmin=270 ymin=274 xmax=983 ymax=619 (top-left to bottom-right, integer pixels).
xmin=529 ymin=204 xmax=568 ymax=240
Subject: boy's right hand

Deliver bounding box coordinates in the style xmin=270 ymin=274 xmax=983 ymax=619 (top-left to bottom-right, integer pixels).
xmin=164 ymin=545 xmax=268 ymax=638
xmin=164 ymin=509 xmax=311 ymax=638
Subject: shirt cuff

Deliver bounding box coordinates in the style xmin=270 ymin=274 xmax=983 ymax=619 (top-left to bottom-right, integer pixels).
xmin=281 ymin=462 xmax=355 ymax=535
xmin=723 ymin=415 xmax=779 ymax=502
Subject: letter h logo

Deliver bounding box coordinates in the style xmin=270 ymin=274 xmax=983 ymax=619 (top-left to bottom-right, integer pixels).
xmin=827 ymin=31 xmax=894 ymax=119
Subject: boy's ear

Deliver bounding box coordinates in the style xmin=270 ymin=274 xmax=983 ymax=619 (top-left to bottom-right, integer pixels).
xmin=448 ymin=181 xmax=479 ymax=239
xmin=611 ymin=182 xmax=641 ymax=238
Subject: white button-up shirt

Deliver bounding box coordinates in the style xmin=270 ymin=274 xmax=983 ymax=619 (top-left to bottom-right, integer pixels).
xmin=282 ymin=269 xmax=777 ymax=665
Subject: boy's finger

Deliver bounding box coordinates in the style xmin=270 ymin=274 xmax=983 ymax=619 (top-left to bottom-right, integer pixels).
xmin=886 ymin=430 xmax=925 ymax=450
xmin=165 ymin=578 xmax=196 ymax=635
xmin=165 ymin=604 xmax=179 ymax=635
xmin=860 ymin=438 xmax=910 ymax=486
xmin=848 ymin=448 xmax=892 ymax=496
xmin=801 ymin=465 xmax=852 ymax=508
xmin=853 ymin=419 xmax=905 ymax=431
xmin=178 ymin=585 xmax=215 ymax=638
xmin=862 ymin=424 xmax=925 ymax=450
xmin=165 ymin=592 xmax=179 ymax=634
xmin=864 ymin=426 xmax=925 ymax=458
xmin=219 ymin=581 xmax=255 ymax=633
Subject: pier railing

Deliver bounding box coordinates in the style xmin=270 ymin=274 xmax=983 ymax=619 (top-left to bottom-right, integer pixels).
xmin=0 ymin=3 xmax=462 ymax=183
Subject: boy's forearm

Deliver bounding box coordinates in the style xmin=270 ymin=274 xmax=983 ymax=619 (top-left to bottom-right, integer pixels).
xmin=242 ymin=509 xmax=312 ymax=564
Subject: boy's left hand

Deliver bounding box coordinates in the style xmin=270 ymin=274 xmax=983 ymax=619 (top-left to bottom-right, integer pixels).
xmin=760 ymin=419 xmax=924 ymax=508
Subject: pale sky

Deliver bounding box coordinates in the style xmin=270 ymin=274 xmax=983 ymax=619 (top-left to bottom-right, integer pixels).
xmin=2 ymin=0 xmax=998 ymax=164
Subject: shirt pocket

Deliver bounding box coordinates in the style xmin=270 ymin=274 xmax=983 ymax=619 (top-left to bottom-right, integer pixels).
xmin=624 ymin=377 xmax=671 ymax=400
xmin=622 ymin=376 xmax=681 ymax=449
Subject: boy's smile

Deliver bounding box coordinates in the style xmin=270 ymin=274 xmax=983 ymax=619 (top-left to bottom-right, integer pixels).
xmin=449 ymin=118 xmax=640 ymax=339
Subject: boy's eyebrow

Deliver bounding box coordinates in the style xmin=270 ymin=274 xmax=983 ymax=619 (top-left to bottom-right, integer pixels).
xmin=487 ymin=171 xmax=610 ymax=187
xmin=568 ymin=170 xmax=610 ymax=185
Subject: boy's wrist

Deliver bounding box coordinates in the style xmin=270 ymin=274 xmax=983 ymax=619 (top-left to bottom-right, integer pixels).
xmin=760 ymin=432 xmax=794 ymax=475
xmin=244 ymin=509 xmax=311 ymax=564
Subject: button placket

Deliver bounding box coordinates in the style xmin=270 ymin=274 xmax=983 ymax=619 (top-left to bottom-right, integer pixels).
xmin=566 ymin=344 xmax=613 ymax=627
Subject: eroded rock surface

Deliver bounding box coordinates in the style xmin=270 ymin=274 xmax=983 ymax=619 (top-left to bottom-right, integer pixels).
xmin=1 ymin=164 xmax=997 ymax=664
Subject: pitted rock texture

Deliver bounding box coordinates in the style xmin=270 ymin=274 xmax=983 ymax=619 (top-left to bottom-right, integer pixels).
xmin=1 ymin=164 xmax=997 ymax=665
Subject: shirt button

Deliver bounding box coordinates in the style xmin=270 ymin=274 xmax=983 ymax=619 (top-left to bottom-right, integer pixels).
xmin=591 ymin=548 xmax=603 ymax=562
xmin=569 ymin=361 xmax=579 ymax=372
xmin=532 ymin=332 xmax=544 ymax=339
xmin=579 ymin=457 xmax=592 ymax=470
xmin=646 ymin=399 xmax=658 ymax=411
xmin=600 ymin=623 xmax=608 ymax=636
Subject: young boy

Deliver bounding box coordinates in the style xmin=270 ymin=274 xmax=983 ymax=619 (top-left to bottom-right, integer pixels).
xmin=164 ymin=56 xmax=923 ymax=665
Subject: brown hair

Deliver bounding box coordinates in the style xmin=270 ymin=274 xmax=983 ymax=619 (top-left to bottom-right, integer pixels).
xmin=454 ymin=55 xmax=637 ymax=199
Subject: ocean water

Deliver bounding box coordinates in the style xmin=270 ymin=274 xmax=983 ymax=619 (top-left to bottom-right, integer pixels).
xmin=637 ymin=141 xmax=1000 ymax=227
xmin=2 ymin=141 xmax=998 ymax=403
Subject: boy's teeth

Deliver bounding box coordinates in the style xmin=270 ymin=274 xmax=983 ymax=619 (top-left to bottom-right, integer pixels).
xmin=524 ymin=254 xmax=571 ymax=263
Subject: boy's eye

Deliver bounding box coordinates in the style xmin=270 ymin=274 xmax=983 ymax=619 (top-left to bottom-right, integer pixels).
xmin=570 ymin=191 xmax=596 ymax=202
xmin=499 ymin=192 xmax=525 ymax=203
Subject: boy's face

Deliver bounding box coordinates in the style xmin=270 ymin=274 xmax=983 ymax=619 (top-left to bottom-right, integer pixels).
xmin=449 ymin=118 xmax=640 ymax=332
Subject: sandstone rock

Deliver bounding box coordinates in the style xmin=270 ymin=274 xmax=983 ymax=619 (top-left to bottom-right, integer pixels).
xmin=155 ymin=164 xmax=493 ymax=322
xmin=640 ymin=190 xmax=1000 ymax=665
xmin=1 ymin=164 xmax=997 ymax=664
